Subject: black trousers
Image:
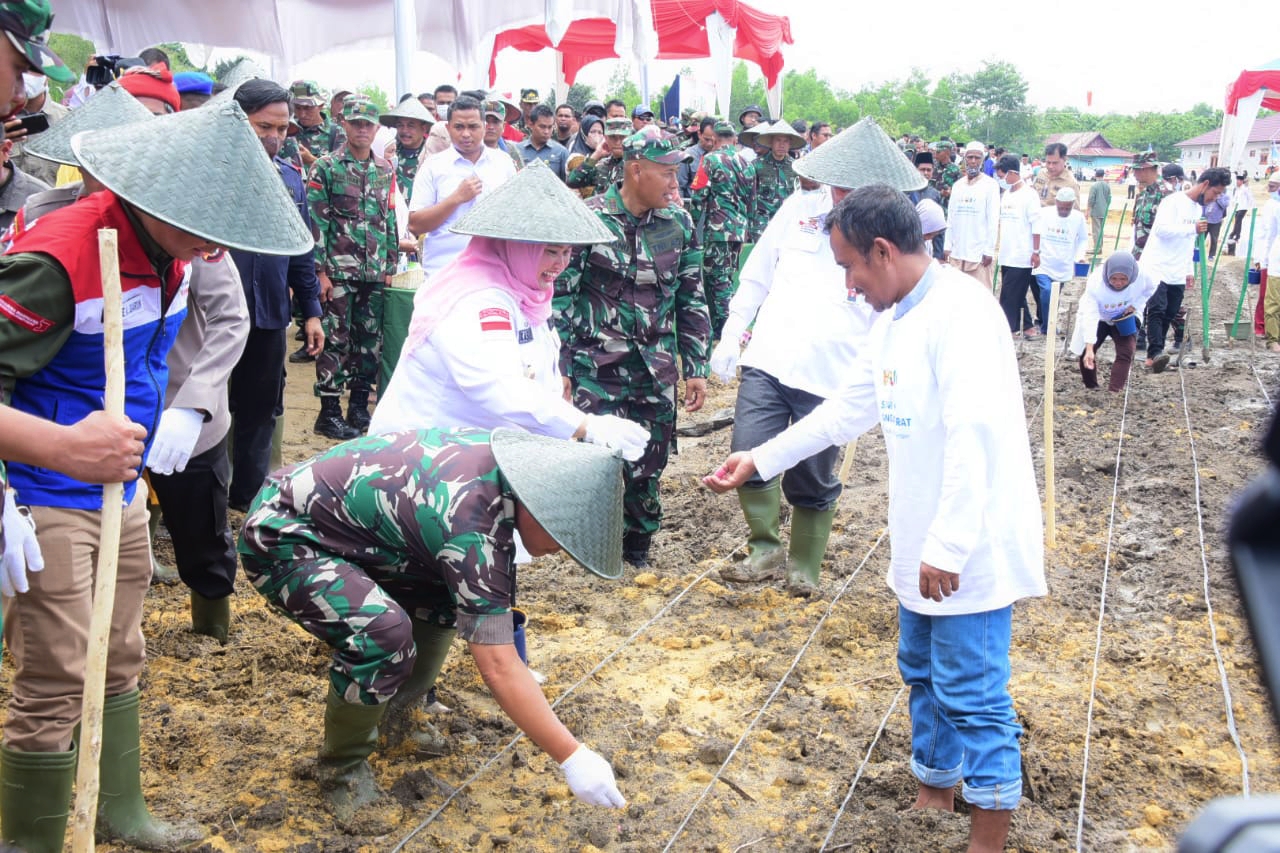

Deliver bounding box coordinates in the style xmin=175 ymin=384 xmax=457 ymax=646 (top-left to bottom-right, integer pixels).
xmin=228 ymin=326 xmax=288 ymax=508
xmin=1206 ymin=221 xmax=1223 ymax=259
xmin=149 ymin=436 xmax=237 ymax=599
xmin=1229 ymin=210 xmax=1247 ymax=244
xmin=997 ymin=266 xmax=1034 ymax=333
xmin=1146 ymin=283 xmax=1185 ymax=359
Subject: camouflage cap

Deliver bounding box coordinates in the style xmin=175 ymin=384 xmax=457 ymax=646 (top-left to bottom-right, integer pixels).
xmin=1131 ymin=151 xmax=1159 ymax=169
xmin=623 ymin=125 xmax=690 ymax=164
xmin=0 ymin=0 xmax=72 ymax=84
xmin=713 ymin=120 xmax=736 ymax=136
xmin=934 ymin=139 xmax=955 ymax=151
xmin=289 ymin=80 xmax=325 ymax=107
xmin=603 ymin=117 xmax=632 ymax=137
xmin=341 ymin=96 xmax=379 ymax=124
xmin=680 ymin=106 xmax=696 ymax=122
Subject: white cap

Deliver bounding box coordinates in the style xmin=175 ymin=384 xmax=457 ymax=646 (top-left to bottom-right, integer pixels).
xmin=963 ymin=140 xmax=986 ymax=156
xmin=916 ymin=198 xmax=946 ymax=235
xmin=1056 ymin=187 xmax=1077 ymax=202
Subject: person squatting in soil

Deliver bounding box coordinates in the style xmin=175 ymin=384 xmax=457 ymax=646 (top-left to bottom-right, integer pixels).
xmin=308 ymin=96 xmax=398 ymax=440
xmin=0 ymin=81 xmax=315 ymax=851
xmin=1070 ymin=251 xmax=1157 ymax=393
xmin=710 ymin=117 xmax=915 ymax=597
xmin=237 ymin=428 xmax=628 ymax=820
xmin=705 ymin=185 xmax=1046 ymax=853
xmin=554 ymin=125 xmax=711 ymax=568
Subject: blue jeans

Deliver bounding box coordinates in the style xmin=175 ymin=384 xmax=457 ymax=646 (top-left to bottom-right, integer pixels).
xmin=897 ymin=604 xmax=1023 ymax=810
xmin=1034 ymin=274 xmax=1056 ymax=334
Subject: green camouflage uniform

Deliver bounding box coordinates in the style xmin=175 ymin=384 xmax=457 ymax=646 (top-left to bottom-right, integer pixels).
xmin=566 ymin=154 xmax=625 ymax=197
xmin=308 ymin=139 xmax=398 ymax=399
xmin=238 ymin=428 xmax=518 ymax=704
xmin=282 ymin=119 xmax=346 ymax=168
xmin=693 ymin=146 xmax=756 ymax=339
xmin=932 ymin=160 xmax=962 ymax=212
xmin=750 ymin=153 xmax=796 ymax=242
xmin=554 ymin=182 xmax=710 ymax=539
xmin=1131 ymin=181 xmax=1167 ymax=260
xmin=393 ymin=144 xmax=425 ymax=205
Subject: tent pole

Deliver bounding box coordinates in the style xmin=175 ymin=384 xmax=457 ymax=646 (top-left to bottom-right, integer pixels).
xmin=393 ymin=0 xmax=414 ymax=101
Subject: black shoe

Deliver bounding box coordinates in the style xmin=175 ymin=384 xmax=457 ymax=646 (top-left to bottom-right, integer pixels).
xmin=622 ymin=531 xmax=651 ymax=568
xmin=315 ymin=397 xmax=360 ymax=440
xmin=289 ymin=343 xmax=315 ymax=363
xmin=346 ymin=388 xmax=371 ymax=434
xmin=294 ymin=328 xmax=306 ymax=342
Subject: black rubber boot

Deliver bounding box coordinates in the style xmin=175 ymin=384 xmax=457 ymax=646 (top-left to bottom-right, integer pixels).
xmin=318 ymin=686 xmax=388 ymax=823
xmin=0 ymin=743 xmax=75 ymax=853
xmin=622 ymin=530 xmax=652 ymax=569
xmin=381 ymin=620 xmax=456 ymax=755
xmin=190 ymin=591 xmax=231 ymax=644
xmin=97 ymin=691 xmax=206 ymax=850
xmin=288 ymin=342 xmax=315 ymax=363
xmin=346 ymin=388 xmax=372 ymax=434
xmin=314 ymin=397 xmax=360 ymax=440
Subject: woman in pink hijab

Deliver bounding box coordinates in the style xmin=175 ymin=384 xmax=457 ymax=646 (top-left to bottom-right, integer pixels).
xmin=369 ymin=162 xmax=648 ymax=459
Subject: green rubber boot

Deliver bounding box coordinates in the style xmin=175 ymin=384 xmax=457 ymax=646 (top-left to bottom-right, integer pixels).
xmin=147 ymin=503 xmax=179 ymax=585
xmin=381 ymin=621 xmax=456 ymax=755
xmin=0 ymin=744 xmax=75 ymax=853
xmin=318 ymin=686 xmax=388 ymax=822
xmin=190 ymin=591 xmax=231 ymax=644
xmin=719 ymin=479 xmax=786 ymax=583
xmin=97 ymin=691 xmax=205 ymax=850
xmin=785 ymin=507 xmax=836 ymax=598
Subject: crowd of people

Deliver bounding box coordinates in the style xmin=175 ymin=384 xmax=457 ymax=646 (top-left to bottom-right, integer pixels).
xmin=0 ymin=2 xmax=1269 ymax=851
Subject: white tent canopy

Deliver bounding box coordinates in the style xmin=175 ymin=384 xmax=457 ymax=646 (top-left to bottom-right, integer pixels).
xmin=57 ymin=0 xmax=654 ymax=94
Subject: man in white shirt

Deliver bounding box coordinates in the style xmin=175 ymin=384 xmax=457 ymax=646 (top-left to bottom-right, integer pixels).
xmin=1226 ymin=172 xmax=1254 ymax=257
xmin=1034 ymin=189 xmax=1090 ymax=335
xmin=705 ymin=185 xmax=1045 ymax=853
xmin=1140 ymin=167 xmax=1230 ymax=372
xmin=942 ymin=141 xmax=999 ymax=289
xmin=994 ymin=155 xmax=1042 ymax=335
xmin=409 ymin=95 xmax=517 ymax=278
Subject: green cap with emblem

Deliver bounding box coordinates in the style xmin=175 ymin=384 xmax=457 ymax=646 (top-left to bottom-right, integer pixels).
xmin=490 ymin=429 xmax=625 ymax=580
xmin=603 ymin=117 xmax=631 ymax=137
xmin=713 ymin=119 xmax=736 ymax=136
xmin=1131 ymin=151 xmax=1159 ymax=169
xmin=0 ymin=0 xmax=73 ymax=84
xmin=623 ymin=125 xmax=689 ymax=164
xmin=289 ymin=79 xmax=325 ymax=107
xmin=340 ymin=95 xmax=379 ymax=124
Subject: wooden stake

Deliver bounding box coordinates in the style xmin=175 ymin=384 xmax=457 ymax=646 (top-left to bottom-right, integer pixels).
xmin=71 ymin=230 xmax=125 ymax=853
xmin=838 ymin=440 xmax=858 ymax=485
xmin=1043 ymin=281 xmax=1062 ymax=550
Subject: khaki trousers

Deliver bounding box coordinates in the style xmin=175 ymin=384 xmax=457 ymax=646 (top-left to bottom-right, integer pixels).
xmin=950 ymin=258 xmax=993 ymax=290
xmin=2 ymin=484 xmax=151 ymax=752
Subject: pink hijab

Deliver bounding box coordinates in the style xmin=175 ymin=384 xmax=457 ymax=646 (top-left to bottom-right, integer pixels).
xmin=405 ymin=236 xmax=552 ymax=350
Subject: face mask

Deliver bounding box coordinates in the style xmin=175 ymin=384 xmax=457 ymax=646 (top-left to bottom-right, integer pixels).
xmin=966 ymin=167 xmax=980 ymax=179
xmin=1272 ymin=190 xmax=1280 ymax=202
xmin=996 ymin=177 xmax=1010 ymax=191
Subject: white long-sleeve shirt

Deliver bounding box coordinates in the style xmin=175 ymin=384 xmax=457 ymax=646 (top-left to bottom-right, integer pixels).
xmin=997 ymin=183 xmax=1042 ymax=267
xmin=1069 ymin=265 xmax=1159 ymax=356
xmin=1034 ymin=207 xmax=1089 ymax=281
xmin=943 ymin=173 xmax=1000 ymax=263
xmin=369 ymin=288 xmax=582 ymax=438
xmin=723 ymin=186 xmax=879 ymax=398
xmin=1142 ymin=190 xmax=1203 ymax=285
xmin=752 ymin=262 xmax=1046 ymax=616
xmin=1231 ymin=183 xmax=1255 ymax=212
xmin=1257 ymin=198 xmax=1280 ymax=271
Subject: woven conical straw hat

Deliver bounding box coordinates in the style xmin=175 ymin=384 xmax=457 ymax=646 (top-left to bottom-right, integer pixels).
xmin=450 ymin=160 xmax=615 ymax=245
xmin=794 ymin=116 xmax=926 ymax=191
xmin=25 ymin=81 xmax=153 ymax=166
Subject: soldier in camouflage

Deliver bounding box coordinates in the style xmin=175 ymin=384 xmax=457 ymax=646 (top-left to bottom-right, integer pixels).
xmin=378 ymin=96 xmax=434 ymax=205
xmin=482 ymin=98 xmax=525 ymax=172
xmin=691 ymin=120 xmax=756 ymax=340
xmin=932 ymin=140 xmax=962 ymax=212
xmin=566 ymin=116 xmax=629 ymax=197
xmin=555 ymin=126 xmax=711 ymax=567
xmin=281 ymin=80 xmax=346 ymax=170
xmin=749 ymin=121 xmax=802 ymax=241
xmin=1129 ymin=152 xmax=1165 ymax=260
xmin=238 ymin=427 xmax=628 ymax=818
xmin=308 ymin=96 xmax=398 ymax=440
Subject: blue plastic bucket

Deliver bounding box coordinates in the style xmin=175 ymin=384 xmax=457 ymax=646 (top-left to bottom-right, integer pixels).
xmin=1074 ymin=261 xmax=1090 ymax=278
xmin=1114 ymin=315 xmax=1138 ymax=336
xmin=1193 ymin=246 xmax=1201 ymax=262
xmin=512 ymin=608 xmax=528 ymax=664
xmin=1249 ymin=267 xmax=1262 ymax=285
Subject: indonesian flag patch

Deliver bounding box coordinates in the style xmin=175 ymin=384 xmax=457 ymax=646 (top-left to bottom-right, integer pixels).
xmin=479 ymin=307 xmax=513 ymax=333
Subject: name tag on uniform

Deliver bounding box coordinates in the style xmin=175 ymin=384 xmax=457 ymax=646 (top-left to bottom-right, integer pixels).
xmin=517 ymin=327 xmax=533 ymax=344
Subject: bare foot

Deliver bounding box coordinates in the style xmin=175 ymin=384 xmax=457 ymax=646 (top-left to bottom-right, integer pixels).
xmin=967 ymin=805 xmax=1012 ymax=853
xmin=911 ymin=782 xmax=956 ymax=812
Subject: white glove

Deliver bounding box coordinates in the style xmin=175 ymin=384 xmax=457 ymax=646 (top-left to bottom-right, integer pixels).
xmin=559 ymin=744 xmax=626 ymax=807
xmin=145 ymin=407 xmax=205 ymax=475
xmin=709 ymin=338 xmax=740 ymax=383
xmin=583 ymin=414 xmax=648 ymax=462
xmin=1 ymin=490 xmax=43 ymax=597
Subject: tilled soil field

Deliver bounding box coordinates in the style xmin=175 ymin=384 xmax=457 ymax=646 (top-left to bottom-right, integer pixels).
xmin=8 ymin=254 xmax=1278 ymax=853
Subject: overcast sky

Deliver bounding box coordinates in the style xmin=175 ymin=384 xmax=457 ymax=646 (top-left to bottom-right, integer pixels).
xmin=208 ymin=0 xmax=1271 ymax=117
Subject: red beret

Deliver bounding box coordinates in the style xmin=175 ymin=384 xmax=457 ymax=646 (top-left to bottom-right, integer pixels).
xmin=117 ymin=68 xmax=181 ymax=113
